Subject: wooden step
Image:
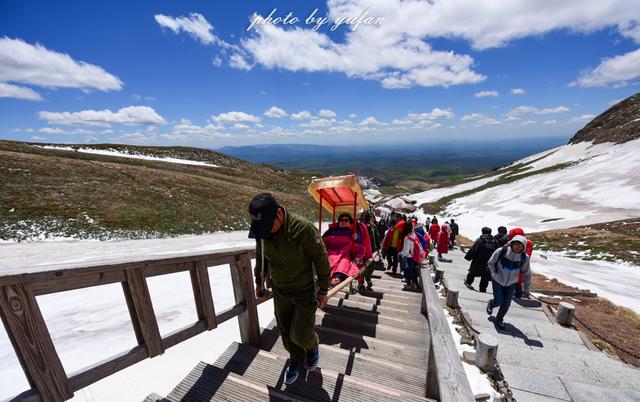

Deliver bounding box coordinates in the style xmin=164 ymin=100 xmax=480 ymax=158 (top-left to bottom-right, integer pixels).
xmin=261 ymin=326 xmax=430 ymax=370
xmin=327 ymin=296 xmax=418 ymax=316
xmin=267 ymin=337 xmax=428 ymax=396
xmin=322 ymin=303 xmax=427 ymax=332
xmin=345 ymin=293 xmax=423 ymax=311
xmin=316 ymin=309 xmax=427 ymax=346
xmin=214 ymin=342 xmax=434 ymax=402
xmin=160 ymin=361 xmax=311 ymax=401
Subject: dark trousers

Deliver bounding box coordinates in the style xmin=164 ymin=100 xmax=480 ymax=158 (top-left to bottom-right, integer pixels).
xmin=404 ymin=258 xmax=418 ymax=285
xmin=386 ymin=247 xmax=398 ymax=272
xmin=489 ymin=279 xmax=517 ymax=322
xmin=273 ymin=293 xmax=319 ymax=364
xmin=466 ymin=269 xmax=491 ymax=292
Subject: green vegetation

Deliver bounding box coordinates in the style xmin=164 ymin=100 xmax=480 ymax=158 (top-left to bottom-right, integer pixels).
xmin=0 ymin=141 xmax=320 ymax=241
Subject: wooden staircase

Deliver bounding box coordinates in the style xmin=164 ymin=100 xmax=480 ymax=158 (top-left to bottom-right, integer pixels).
xmin=145 ymin=269 xmax=438 ymax=402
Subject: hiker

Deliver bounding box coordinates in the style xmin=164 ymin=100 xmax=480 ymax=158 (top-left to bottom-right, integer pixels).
xmin=507 ymin=227 xmax=534 ymax=298
xmin=437 ymin=221 xmax=451 ymax=259
xmin=429 ymin=217 xmax=440 ymax=248
xmin=359 ymin=211 xmax=379 ymax=289
xmin=401 ymin=221 xmax=424 ymax=290
xmin=486 ymin=235 xmax=532 ymax=330
xmin=381 ymin=216 xmax=405 ymax=274
xmin=322 ymin=213 xmax=371 ymax=288
xmin=249 ymin=193 xmax=330 ymax=385
xmin=398 ymin=220 xmax=414 ymax=276
xmin=494 ymin=226 xmax=509 ymax=247
xmin=450 ymin=219 xmax=459 ymax=248
xmin=464 ymin=227 xmax=499 ymax=292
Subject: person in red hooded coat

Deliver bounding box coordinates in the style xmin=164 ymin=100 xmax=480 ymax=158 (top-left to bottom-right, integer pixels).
xmin=438 ymin=222 xmax=452 ymax=258
xmin=429 ymin=218 xmax=441 ymax=249
xmin=507 ymin=227 xmax=533 ymax=298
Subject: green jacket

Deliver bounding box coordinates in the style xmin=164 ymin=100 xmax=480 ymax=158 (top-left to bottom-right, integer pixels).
xmin=254 ymin=208 xmax=330 ymax=296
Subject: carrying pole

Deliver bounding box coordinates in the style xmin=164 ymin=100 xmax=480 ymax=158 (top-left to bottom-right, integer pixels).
xmin=319 ymin=190 xmax=323 ymax=234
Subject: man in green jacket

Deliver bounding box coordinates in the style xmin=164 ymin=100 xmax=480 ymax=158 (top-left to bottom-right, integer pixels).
xmin=249 ymin=193 xmax=330 ymax=385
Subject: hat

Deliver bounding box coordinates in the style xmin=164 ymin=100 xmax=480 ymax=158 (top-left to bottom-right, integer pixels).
xmin=481 ymin=227 xmax=492 ymax=235
xmin=248 ymin=193 xmax=280 ymax=239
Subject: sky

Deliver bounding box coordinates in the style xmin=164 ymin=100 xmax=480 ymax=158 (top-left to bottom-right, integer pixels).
xmin=1 ymin=0 xmax=639 ymax=147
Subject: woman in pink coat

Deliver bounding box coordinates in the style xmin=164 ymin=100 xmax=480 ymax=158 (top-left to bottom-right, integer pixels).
xmin=322 ymin=213 xmax=371 ymax=286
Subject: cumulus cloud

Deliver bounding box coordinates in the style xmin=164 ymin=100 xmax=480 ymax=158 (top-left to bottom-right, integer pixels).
xmin=155 ymin=13 xmax=217 ymax=45
xmin=38 ymin=106 xmax=166 ymax=127
xmin=264 ymin=106 xmax=288 ymax=118
xmin=474 ymin=90 xmax=498 ymax=97
xmin=461 ymin=113 xmax=501 ymax=126
xmin=38 ymin=127 xmax=65 ymax=134
xmin=212 ymin=111 xmax=260 ymax=123
xmin=0 ymin=82 xmax=42 ymax=101
xmin=358 ymin=116 xmax=379 ymax=126
xmin=0 ymin=37 xmax=122 ymax=92
xmin=542 ymin=120 xmax=558 ymax=125
xmin=510 ymin=88 xmax=526 ymax=95
xmin=319 ymin=109 xmax=337 ymax=118
xmin=570 ymin=114 xmax=596 ymax=123
xmin=406 ymin=108 xmax=455 ymax=121
xmin=291 ymin=110 xmax=313 ymax=120
xmin=507 ymin=105 xmax=570 ymax=117
xmin=572 ymin=48 xmax=640 ymax=87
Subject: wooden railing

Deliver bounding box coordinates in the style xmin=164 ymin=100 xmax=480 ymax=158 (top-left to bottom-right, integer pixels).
xmin=419 ymin=262 xmax=475 ymax=402
xmin=0 ymin=246 xmax=267 ymax=402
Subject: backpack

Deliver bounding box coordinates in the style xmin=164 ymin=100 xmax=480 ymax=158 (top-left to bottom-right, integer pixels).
xmin=498 ymin=246 xmax=526 ymax=271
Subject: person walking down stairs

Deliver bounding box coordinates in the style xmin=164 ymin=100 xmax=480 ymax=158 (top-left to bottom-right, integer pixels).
xmin=464 ymin=227 xmax=499 ymax=293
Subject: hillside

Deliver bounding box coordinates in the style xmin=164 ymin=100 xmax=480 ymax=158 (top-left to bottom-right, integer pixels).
xmin=0 ymin=141 xmax=319 ymax=241
xmin=408 ymin=91 xmax=640 ymax=238
xmin=570 ymin=92 xmax=640 ymax=144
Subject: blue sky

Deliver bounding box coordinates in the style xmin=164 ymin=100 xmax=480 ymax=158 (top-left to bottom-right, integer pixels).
xmin=1 ymin=0 xmax=639 ymax=147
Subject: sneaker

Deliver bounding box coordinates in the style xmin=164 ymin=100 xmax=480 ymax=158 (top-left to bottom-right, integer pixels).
xmin=306 ymin=347 xmax=320 ymax=372
xmin=496 ymin=320 xmax=506 ymax=330
xmin=358 ymin=283 xmax=365 ymax=292
xmin=486 ymin=300 xmax=493 ymax=315
xmin=284 ymin=361 xmax=300 ymax=384
xmin=464 ymin=281 xmax=474 ymax=290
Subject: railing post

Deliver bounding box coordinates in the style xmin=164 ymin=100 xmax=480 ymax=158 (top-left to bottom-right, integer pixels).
xmin=190 ymin=260 xmax=217 ymax=330
xmin=121 ymin=267 xmax=164 ymax=357
xmin=0 ymin=284 xmax=73 ymax=402
xmin=230 ymin=252 xmax=260 ymax=346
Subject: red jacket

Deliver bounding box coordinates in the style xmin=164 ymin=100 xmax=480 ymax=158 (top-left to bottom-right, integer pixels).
xmin=429 ymin=223 xmax=441 ymax=240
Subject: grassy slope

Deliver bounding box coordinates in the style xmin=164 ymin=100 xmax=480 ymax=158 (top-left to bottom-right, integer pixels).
xmin=0 ymin=141 xmax=320 ymax=241
xmin=528 ymin=218 xmax=640 ymax=266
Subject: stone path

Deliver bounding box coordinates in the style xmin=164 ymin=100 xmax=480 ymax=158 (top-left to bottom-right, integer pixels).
xmin=440 ymin=248 xmax=640 ymax=401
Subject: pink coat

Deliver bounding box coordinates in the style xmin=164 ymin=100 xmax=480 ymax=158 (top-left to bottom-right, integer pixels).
xmin=323 ymin=235 xmax=362 ymax=278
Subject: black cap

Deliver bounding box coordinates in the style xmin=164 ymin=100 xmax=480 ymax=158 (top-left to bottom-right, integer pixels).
xmin=248 ymin=193 xmax=280 ymax=239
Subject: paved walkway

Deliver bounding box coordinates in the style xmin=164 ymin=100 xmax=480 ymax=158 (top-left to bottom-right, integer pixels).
xmin=440 ymin=249 xmax=640 ymax=402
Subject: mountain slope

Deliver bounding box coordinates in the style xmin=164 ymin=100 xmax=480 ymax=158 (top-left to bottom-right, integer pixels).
xmin=0 ymin=141 xmax=319 ymax=241
xmin=570 ymin=92 xmax=640 ymax=144
xmin=409 ymin=92 xmax=640 ymax=238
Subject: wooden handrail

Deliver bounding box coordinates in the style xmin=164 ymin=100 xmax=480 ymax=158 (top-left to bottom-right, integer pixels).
xmin=0 ymin=246 xmax=264 ymax=402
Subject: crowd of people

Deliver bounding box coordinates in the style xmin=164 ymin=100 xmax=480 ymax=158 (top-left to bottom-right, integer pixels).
xmin=247 ymin=191 xmax=532 ymax=384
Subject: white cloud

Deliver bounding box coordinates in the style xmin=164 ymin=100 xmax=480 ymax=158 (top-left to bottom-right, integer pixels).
xmin=163 ymin=121 xmax=231 ymax=141
xmin=520 ymin=120 xmax=536 ymax=126
xmin=30 ymin=136 xmax=46 ymax=140
xmin=233 ymin=1 xmax=640 ymax=89
xmin=232 ymin=123 xmax=249 ymax=130
xmin=349 ymin=113 xmax=357 ymax=119
xmin=38 ymin=127 xmax=65 ymax=134
xmin=0 ymin=82 xmax=42 ymax=101
xmin=154 ymin=13 xmax=216 ymax=45
xmin=229 ymin=53 xmax=252 ymax=70
xmin=300 ymin=118 xmax=335 ymax=128
xmin=543 ymin=120 xmax=558 ymax=125
xmin=474 ymin=90 xmax=498 ymax=97
xmin=510 ymin=88 xmax=526 ymax=95
xmin=406 ymin=108 xmax=454 ymax=121
xmin=319 ymin=109 xmax=337 ymax=118
xmin=211 ymin=56 xmax=223 ymax=67
xmin=570 ymin=114 xmax=596 ymax=123
xmin=358 ymin=116 xmax=379 ymax=126
xmin=0 ymin=37 xmax=122 ymax=92
xmin=507 ymin=105 xmax=570 ymax=117
xmin=461 ymin=113 xmax=502 ymax=126
xmin=212 ymin=111 xmax=260 ymax=123
xmin=572 ymin=48 xmax=640 ymax=87
xmin=38 ymin=106 xmax=166 ymax=127
xmin=391 ymin=119 xmax=411 ymax=125
xmin=291 ymin=110 xmax=313 ymax=120
xmin=264 ymin=106 xmax=288 ymax=118
xmin=238 ymin=16 xmax=485 ymax=89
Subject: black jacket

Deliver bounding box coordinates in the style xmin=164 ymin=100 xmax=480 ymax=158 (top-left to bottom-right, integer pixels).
xmin=494 ymin=232 xmax=509 ymax=247
xmin=465 ymin=234 xmax=499 ymax=275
